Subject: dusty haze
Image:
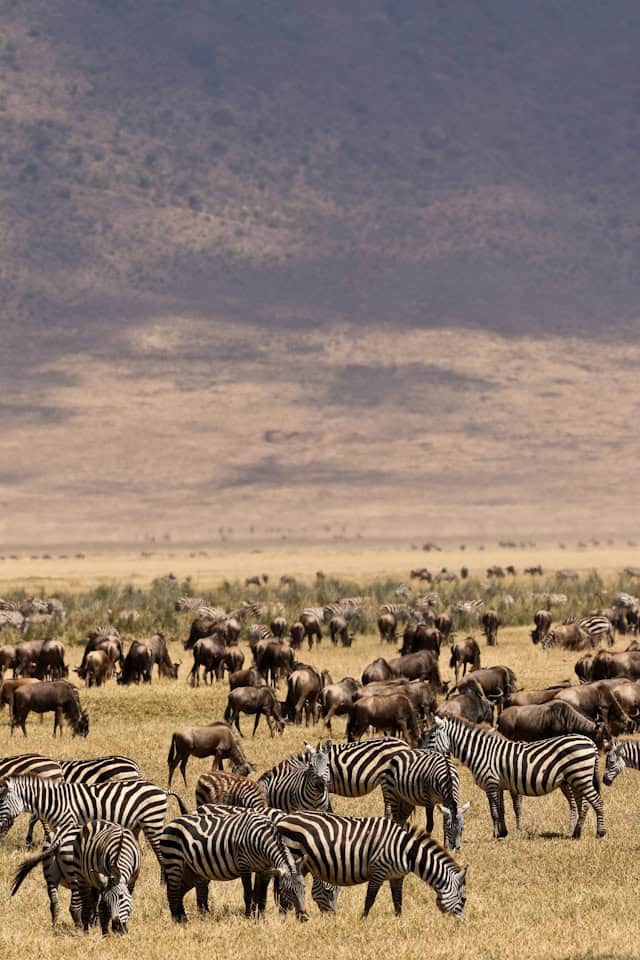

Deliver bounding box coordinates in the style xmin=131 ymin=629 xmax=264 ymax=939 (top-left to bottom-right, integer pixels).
xmin=1 ymin=2 xmax=639 ymax=547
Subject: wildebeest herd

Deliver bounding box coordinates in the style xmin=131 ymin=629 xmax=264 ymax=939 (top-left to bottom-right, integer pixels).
xmin=1 ymin=575 xmax=640 ymax=935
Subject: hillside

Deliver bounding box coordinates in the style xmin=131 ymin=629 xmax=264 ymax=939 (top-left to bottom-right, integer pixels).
xmin=2 ymin=1 xmax=640 ymax=546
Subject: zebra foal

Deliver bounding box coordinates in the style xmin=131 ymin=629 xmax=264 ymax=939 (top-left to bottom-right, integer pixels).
xmin=258 ymin=743 xmax=331 ymax=812
xmin=424 ymin=715 xmax=605 ymax=839
xmin=269 ymin=810 xmax=467 ymax=918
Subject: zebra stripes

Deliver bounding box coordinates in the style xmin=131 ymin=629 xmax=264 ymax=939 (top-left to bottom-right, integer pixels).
xmin=195 ymin=771 xmax=268 ymax=811
xmin=158 ymin=806 xmax=307 ymax=922
xmin=267 ymin=810 xmax=467 ymax=918
xmin=381 ymin=750 xmax=471 ymax=851
xmin=561 ymin=616 xmax=614 ymax=648
xmin=258 ymin=745 xmax=331 ymax=812
xmin=424 ymin=715 xmax=605 ymax=839
xmin=0 ymin=754 xmax=63 ymax=781
xmin=603 ymin=740 xmax=640 ymax=785
xmin=322 ymin=738 xmax=412 ymax=800
xmin=12 ymin=824 xmax=84 ymax=927
xmin=323 ymin=598 xmax=364 ymax=623
xmin=71 ymin=819 xmax=141 ymax=934
xmin=0 ymin=776 xmax=187 ymax=868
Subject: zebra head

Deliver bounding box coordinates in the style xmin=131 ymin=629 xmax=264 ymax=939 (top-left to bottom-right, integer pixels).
xmin=0 ymin=778 xmax=27 ymax=836
xmin=304 ymin=742 xmax=331 ymax=783
xmin=100 ymin=878 xmax=133 ymax=934
xmin=437 ymin=800 xmax=472 ymax=852
xmin=272 ymin=848 xmax=308 ymax=921
xmin=311 ymin=877 xmax=339 ymax=914
xmin=435 ymin=864 xmax=468 ymax=919
xmin=541 ymin=630 xmax=556 ymax=651
xmin=603 ymin=741 xmax=626 ymax=785
xmin=424 ymin=716 xmax=452 ymax=754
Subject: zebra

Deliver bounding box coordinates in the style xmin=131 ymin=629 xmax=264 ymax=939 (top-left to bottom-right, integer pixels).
xmin=323 ymin=598 xmax=364 ymax=623
xmin=0 ymin=754 xmax=63 ymax=781
xmin=452 ymin=599 xmax=485 ymax=615
xmin=13 ymin=820 xmax=141 ymax=934
xmin=0 ymin=610 xmax=25 ymax=631
xmin=195 ymin=770 xmax=268 ymax=811
xmin=0 ymin=598 xmax=19 ymax=610
xmin=0 ymin=776 xmax=188 ymax=869
xmin=423 ymin=715 xmax=605 ymax=839
xmin=321 ymin=738 xmax=413 ymax=802
xmin=559 ymin=616 xmax=614 ymax=648
xmin=603 ymin=740 xmax=640 ymax=785
xmin=175 ymin=596 xmax=208 ymax=612
xmin=266 ymin=810 xmax=467 ymax=918
xmin=381 ymin=750 xmax=471 ymax=851
xmin=195 ymin=606 xmax=228 ymax=622
xmin=258 ymin=744 xmax=331 ymax=812
xmin=158 ymin=806 xmax=308 ymax=922
xmin=380 ymin=603 xmax=413 ymax=623
xmin=24 ymin=755 xmax=142 ymax=846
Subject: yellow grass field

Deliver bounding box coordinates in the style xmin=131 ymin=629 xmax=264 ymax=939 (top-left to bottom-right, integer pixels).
xmin=1 ymin=553 xmax=639 ymax=960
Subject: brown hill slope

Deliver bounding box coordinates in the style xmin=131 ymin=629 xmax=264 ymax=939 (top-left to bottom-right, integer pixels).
xmin=1 ymin=1 xmax=640 ymax=545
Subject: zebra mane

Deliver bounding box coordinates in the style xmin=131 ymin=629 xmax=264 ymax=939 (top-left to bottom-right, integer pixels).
xmin=402 ymin=822 xmax=449 ymax=858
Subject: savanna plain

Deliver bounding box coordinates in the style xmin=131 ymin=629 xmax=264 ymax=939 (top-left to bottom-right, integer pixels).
xmin=0 ymin=547 xmax=638 ymax=960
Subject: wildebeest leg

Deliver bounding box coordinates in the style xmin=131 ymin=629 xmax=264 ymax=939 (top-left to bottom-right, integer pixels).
xmin=54 ymin=708 xmax=63 ymax=736
xmin=486 ymin=784 xmax=508 ymax=839
xmin=510 ymin=793 xmax=523 ymax=830
xmin=233 ymin=709 xmax=244 ymax=738
xmin=560 ymin=783 xmax=578 ymax=836
xmin=179 ymin=754 xmax=189 ymax=787
xmin=252 ymin=710 xmax=262 ymax=737
xmin=389 ymin=877 xmax=404 ymax=916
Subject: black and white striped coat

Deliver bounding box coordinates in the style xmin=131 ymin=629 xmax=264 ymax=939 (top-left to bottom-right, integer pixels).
xmin=558 ymin=616 xmax=615 ymax=648
xmin=258 ymin=746 xmax=331 ymax=812
xmin=424 ymin=715 xmax=605 ymax=839
xmin=322 ymin=738 xmax=414 ymax=801
xmin=158 ymin=806 xmax=307 ymax=922
xmin=268 ymin=810 xmax=467 ymax=918
xmin=603 ymin=739 xmax=640 ymax=785
xmin=11 ymin=823 xmax=84 ymax=927
xmin=71 ymin=819 xmax=141 ymax=934
xmin=0 ymin=776 xmax=187 ymax=868
xmin=381 ymin=750 xmax=471 ymax=851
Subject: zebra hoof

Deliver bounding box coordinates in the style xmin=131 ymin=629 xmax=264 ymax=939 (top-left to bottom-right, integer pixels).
xmin=596 ymin=828 xmax=606 ymax=839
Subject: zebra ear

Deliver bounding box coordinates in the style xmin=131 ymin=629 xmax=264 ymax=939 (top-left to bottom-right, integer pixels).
xmin=460 ymin=801 xmax=472 ymax=813
xmin=434 ymin=716 xmax=445 ymax=727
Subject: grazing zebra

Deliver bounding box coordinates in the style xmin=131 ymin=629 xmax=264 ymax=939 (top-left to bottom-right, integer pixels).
xmin=560 ymin=616 xmax=615 ymax=648
xmin=322 ymin=738 xmax=413 ymax=802
xmin=424 ymin=715 xmax=605 ymax=839
xmin=603 ymin=740 xmax=640 ymax=785
xmin=381 ymin=750 xmax=471 ymax=851
xmin=195 ymin=770 xmax=268 ymax=811
xmin=158 ymin=806 xmax=307 ymax=922
xmin=13 ymin=820 xmax=141 ymax=934
xmin=258 ymin=745 xmax=331 ymax=812
xmin=323 ymin=598 xmax=364 ymax=623
xmin=0 ymin=776 xmax=188 ymax=868
xmin=268 ymin=810 xmax=467 ymax=918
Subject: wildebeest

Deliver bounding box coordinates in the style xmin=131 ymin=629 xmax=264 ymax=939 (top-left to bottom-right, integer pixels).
xmin=506 ymin=685 xmax=570 ymax=707
xmin=188 ymin=636 xmax=226 ymax=687
xmin=554 ymin=682 xmax=633 ymax=735
xmin=13 ymin=639 xmax=46 ymax=678
xmin=167 ymin=722 xmax=254 ymax=786
xmin=0 ymin=677 xmax=41 ymax=726
xmin=530 ymin=609 xmax=551 ymax=646
xmin=602 ymin=681 xmax=640 ymax=729
xmin=436 ymin=678 xmax=493 ymax=724
xmin=362 ymin=658 xmax=397 ymax=685
xmin=283 ymin=666 xmax=329 ymax=725
xmin=497 ymin=700 xmax=607 ymax=745
xmin=434 ymin=613 xmax=453 ymax=645
xmin=319 ymin=678 xmax=360 ymax=733
xmin=329 ymin=616 xmax=353 ymax=648
xmin=11 ymin=681 xmax=89 ymax=737
xmin=377 ymin=613 xmax=397 ymax=644
xmin=143 ymin=633 xmax=181 ymax=680
xmin=270 ymin=616 xmax=288 ymax=638
xmin=224 ymin=686 xmax=285 ymax=737
xmin=590 ymin=650 xmax=640 ymax=682
xmin=388 ymin=651 xmax=446 ymax=693
xmin=346 ymin=692 xmax=420 ymax=744
xmin=400 ymin=625 xmax=441 ymax=657
xmin=118 ymin=641 xmax=153 ymax=685
xmin=83 ymin=650 xmax=117 ymax=688
xmin=575 ymin=653 xmax=595 ymax=683
xmin=228 ymin=667 xmax=260 ymax=690
xmin=450 ymin=665 xmax=518 ymax=713
xmin=481 ymin=610 xmax=500 ymax=647
xmin=300 ymin=612 xmax=322 ymax=649
xmin=257 ymin=641 xmax=295 ymax=688
xmin=449 ymin=637 xmax=481 ymax=683
xmin=36 ymin=639 xmax=68 ymax=681
xmin=0 ymin=645 xmax=17 ymax=679
xmin=76 ymin=627 xmax=123 ymax=678
xmin=358 ymin=679 xmax=437 ymax=726
xmin=542 ymin=622 xmax=590 ymax=650
xmin=289 ymin=622 xmax=305 ymax=649
xmin=183 ymin=616 xmax=220 ymax=651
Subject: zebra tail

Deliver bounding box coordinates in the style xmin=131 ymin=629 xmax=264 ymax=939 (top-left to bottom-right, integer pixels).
xmin=166 ymin=790 xmax=189 ymax=816
xmin=11 ymin=839 xmax=62 ymax=896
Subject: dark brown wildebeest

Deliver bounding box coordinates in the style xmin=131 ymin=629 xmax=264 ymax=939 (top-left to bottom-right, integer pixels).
xmin=600 ymin=681 xmax=640 ymax=729
xmin=481 ymin=610 xmax=500 ymax=647
xmin=300 ymin=612 xmax=322 ymax=649
xmin=283 ymin=666 xmax=328 ymax=725
xmin=245 ymin=575 xmax=262 ymax=587
xmin=542 ymin=622 xmax=590 ymax=651
xmin=270 ymin=616 xmax=288 ymax=638
xmin=531 ymin=609 xmax=552 ymax=645
xmin=554 ymin=682 xmax=633 ymax=735
xmin=506 ymin=566 xmax=516 ymax=576
xmin=358 ymin=679 xmax=437 ymax=726
xmin=83 ymin=650 xmax=116 ymax=688
xmin=400 ymin=625 xmax=441 ymax=657
xmin=361 ymin=657 xmax=398 ymax=685
xmin=118 ymin=640 xmax=153 ymax=684
xmin=436 ymin=678 xmax=493 ymax=724
xmin=143 ymin=633 xmax=181 ymax=679
xmin=289 ymin=621 xmax=305 ymax=649
xmin=12 ymin=681 xmax=89 ymax=737
xmin=183 ymin=616 xmax=220 ymax=651
xmin=0 ymin=677 xmax=41 ymax=726
xmin=590 ymin=650 xmax=640 ymax=681
xmin=449 ymin=636 xmax=481 ymax=682
xmin=13 ymin=639 xmax=46 ymax=678
xmin=257 ymin=641 xmax=295 ymax=688
xmin=228 ymin=667 xmax=259 ymax=690
xmin=320 ymin=677 xmax=361 ymax=733
xmin=167 ymin=721 xmax=254 ymax=786
xmin=35 ymin=639 xmax=67 ymax=681
xmin=498 ymin=700 xmax=607 ymax=745
xmin=506 ymin=687 xmax=568 ymax=708
xmin=575 ymin=653 xmax=595 ymax=683
xmin=435 ymin=613 xmax=453 ymax=645
xmin=76 ymin=627 xmax=123 ymax=678
xmin=0 ymin=645 xmax=16 ymax=680
xmin=451 ymin=665 xmax=518 ymax=713
xmin=410 ymin=568 xmax=432 ymax=581
xmin=377 ymin=613 xmax=397 ymax=644
xmin=346 ymin=692 xmax=420 ymax=744
xmin=223 ymin=648 xmax=244 ymax=676
xmin=460 ymin=566 xmax=469 ymax=580
xmin=486 ymin=566 xmax=505 ymax=579
xmin=388 ymin=651 xmax=446 ymax=693
xmin=224 ymin=686 xmax=285 ymax=738
xmin=329 ymin=615 xmax=353 ymax=648
xmin=188 ymin=636 xmax=226 ymax=687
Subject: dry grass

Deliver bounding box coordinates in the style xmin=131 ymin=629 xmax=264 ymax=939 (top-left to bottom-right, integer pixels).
xmin=0 ymin=567 xmax=639 ymax=960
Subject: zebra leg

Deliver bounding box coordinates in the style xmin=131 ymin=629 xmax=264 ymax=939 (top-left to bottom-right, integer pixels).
xmin=510 ymin=793 xmax=523 ymax=830
xmin=362 ymin=870 xmax=387 ymax=919
xmin=78 ymin=882 xmax=97 ymax=932
xmin=98 ymin=896 xmax=111 ymax=936
xmin=560 ymin=783 xmax=579 ymax=836
xmin=69 ymin=885 xmax=82 ymax=928
xmin=389 ymin=877 xmax=404 ymax=917
xmin=252 ymin=873 xmax=269 ymax=917
xmin=25 ymin=813 xmax=39 ymax=846
xmin=425 ymin=801 xmax=435 ymax=835
xmin=486 ymin=785 xmax=508 ymax=839
xmin=241 ymin=873 xmax=254 ymax=918
xmin=195 ymin=878 xmax=210 ymax=913
xmin=166 ymin=867 xmax=191 ymax=923
xmin=573 ymin=785 xmax=606 ymax=839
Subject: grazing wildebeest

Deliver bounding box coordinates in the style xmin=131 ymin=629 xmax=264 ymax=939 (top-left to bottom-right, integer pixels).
xmin=12 ymin=681 xmax=89 ymax=738
xmin=319 ymin=678 xmax=361 ymax=733
xmin=377 ymin=613 xmax=398 ymax=644
xmin=599 ymin=681 xmax=640 ymax=729
xmin=257 ymin=641 xmax=295 ymax=687
xmin=451 ymin=665 xmax=517 ymax=714
xmin=270 ymin=617 xmax=288 ymax=638
xmin=436 ymin=678 xmax=493 ymax=724
xmin=329 ymin=616 xmax=353 ymax=648
xmin=449 ymin=637 xmax=481 ymax=682
xmin=590 ymin=650 xmax=640 ymax=681
xmin=188 ymin=636 xmax=226 ymax=687
xmin=361 ymin=657 xmax=398 ymax=685
xmin=284 ymin=666 xmax=327 ymax=725
xmin=13 ymin=639 xmax=46 ymax=678
xmin=358 ymin=679 xmax=437 ymax=727
xmin=575 ymin=653 xmax=595 ymax=683
xmin=531 ymin=610 xmax=553 ymax=645
xmin=83 ymin=650 xmax=116 ymax=688
xmin=497 ymin=700 xmax=607 ymax=745
xmin=224 ymin=686 xmax=285 ymax=737
xmin=481 ymin=610 xmax=500 ymax=647
xmin=36 ymin=639 xmax=68 ymax=681
xmin=118 ymin=641 xmax=154 ymax=685
xmin=388 ymin=651 xmax=446 ymax=693
xmin=289 ymin=621 xmax=305 ymax=649
xmin=167 ymin=722 xmax=254 ymax=786
xmin=554 ymin=682 xmax=633 ymax=735
xmin=400 ymin=625 xmax=441 ymax=657
xmin=300 ymin=612 xmax=322 ymax=649
xmin=228 ymin=667 xmax=260 ymax=690
xmin=143 ymin=633 xmax=181 ymax=680
xmin=346 ymin=692 xmax=420 ymax=744
xmin=76 ymin=628 xmax=123 ymax=679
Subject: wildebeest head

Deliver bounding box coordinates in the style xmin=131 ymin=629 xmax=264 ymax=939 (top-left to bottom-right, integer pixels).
xmin=73 ymin=709 xmax=90 ymax=738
